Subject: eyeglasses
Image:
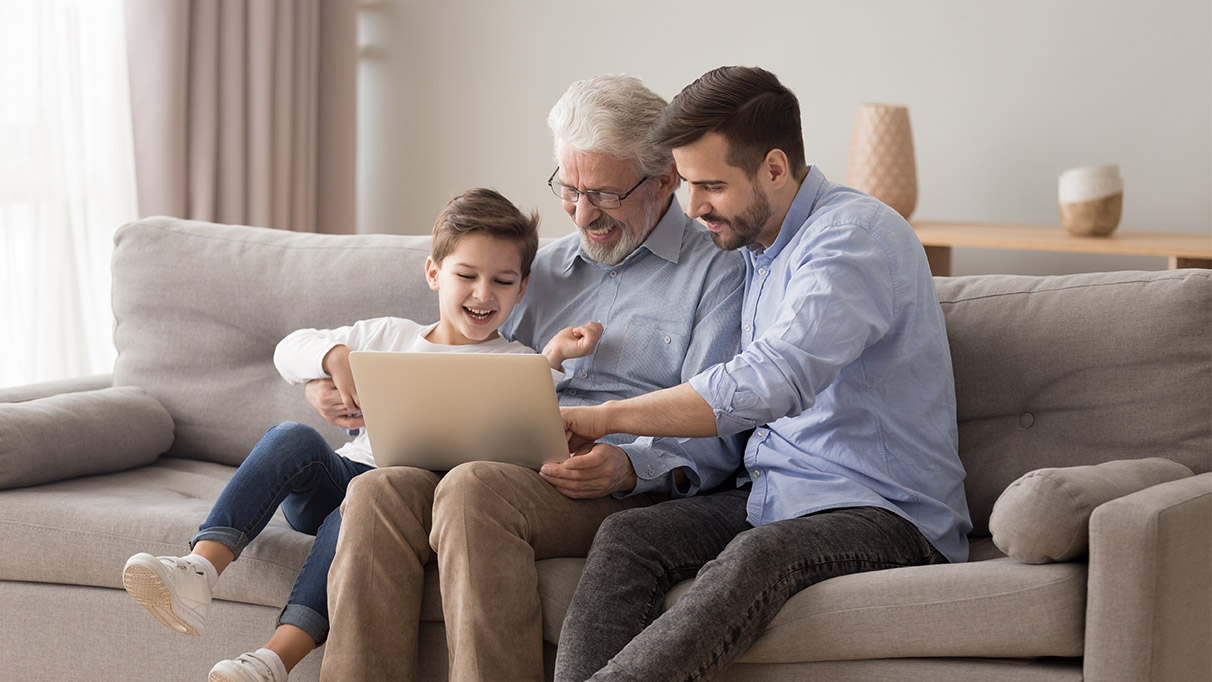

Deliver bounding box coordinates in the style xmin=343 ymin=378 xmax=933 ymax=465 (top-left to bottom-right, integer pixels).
xmin=547 ymin=167 xmax=650 ymax=209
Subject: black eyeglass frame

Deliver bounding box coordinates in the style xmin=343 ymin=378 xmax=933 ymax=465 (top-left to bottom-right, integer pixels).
xmin=546 ymin=167 xmax=650 ymax=209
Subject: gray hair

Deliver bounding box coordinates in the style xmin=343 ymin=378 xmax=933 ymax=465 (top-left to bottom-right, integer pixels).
xmin=547 ymin=74 xmax=673 ymax=179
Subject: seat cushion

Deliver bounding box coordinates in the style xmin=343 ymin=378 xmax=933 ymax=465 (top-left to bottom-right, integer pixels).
xmin=0 ymin=458 xmax=311 ymax=608
xmin=654 ymin=537 xmax=1086 ymax=662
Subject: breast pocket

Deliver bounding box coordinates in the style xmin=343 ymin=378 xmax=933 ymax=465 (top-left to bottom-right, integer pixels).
xmin=620 ymin=317 xmax=690 ymax=390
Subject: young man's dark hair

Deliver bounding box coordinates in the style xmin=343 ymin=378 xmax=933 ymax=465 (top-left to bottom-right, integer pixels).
xmin=649 ymin=65 xmax=808 ymax=180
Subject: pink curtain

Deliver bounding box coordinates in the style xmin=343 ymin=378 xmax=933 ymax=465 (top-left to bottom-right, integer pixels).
xmin=123 ymin=0 xmax=356 ymax=233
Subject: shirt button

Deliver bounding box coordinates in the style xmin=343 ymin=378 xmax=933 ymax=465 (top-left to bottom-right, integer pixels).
xmin=609 ymin=271 xmax=618 ymax=278
xmin=579 ymin=370 xmax=588 ymax=378
xmin=755 ymin=429 xmax=766 ymax=438
xmin=647 ymin=466 xmax=655 ymax=475
xmin=663 ymin=336 xmax=671 ymax=344
xmin=743 ymin=323 xmax=752 ymax=332
xmin=568 ymin=389 xmax=578 ymax=396
xmin=752 ymin=469 xmax=762 ymax=478
xmin=757 ymin=267 xmax=767 ymax=276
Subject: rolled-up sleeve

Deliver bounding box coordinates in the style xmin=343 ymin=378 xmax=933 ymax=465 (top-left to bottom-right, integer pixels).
xmin=691 ymin=224 xmax=897 ymax=437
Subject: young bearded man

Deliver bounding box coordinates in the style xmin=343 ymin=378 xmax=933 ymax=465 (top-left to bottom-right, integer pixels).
xmin=556 ymin=66 xmax=972 ymax=682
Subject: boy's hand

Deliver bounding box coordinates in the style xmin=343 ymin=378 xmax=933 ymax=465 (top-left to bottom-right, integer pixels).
xmin=320 ymin=345 xmax=361 ymax=418
xmin=539 ymin=442 xmax=637 ymax=498
xmin=305 ymin=379 xmax=365 ymax=430
xmin=542 ymin=321 xmax=604 ymax=371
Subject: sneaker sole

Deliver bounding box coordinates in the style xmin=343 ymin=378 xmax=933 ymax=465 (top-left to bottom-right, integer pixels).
xmin=122 ymin=562 xmax=203 ymax=636
xmin=208 ymin=672 xmax=238 ymax=682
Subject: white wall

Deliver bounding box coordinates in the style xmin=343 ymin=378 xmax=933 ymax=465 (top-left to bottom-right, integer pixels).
xmin=356 ymin=0 xmax=1210 ymax=276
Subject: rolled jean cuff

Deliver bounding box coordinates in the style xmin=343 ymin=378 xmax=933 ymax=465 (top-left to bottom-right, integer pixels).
xmin=279 ymin=603 xmax=329 ymax=645
xmin=190 ymin=527 xmax=248 ymax=559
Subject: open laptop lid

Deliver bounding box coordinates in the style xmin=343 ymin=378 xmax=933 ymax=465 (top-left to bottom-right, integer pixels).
xmin=348 ymin=351 xmax=570 ymax=471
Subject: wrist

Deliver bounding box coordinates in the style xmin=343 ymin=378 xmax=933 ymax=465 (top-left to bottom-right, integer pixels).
xmin=541 ymin=344 xmax=564 ymax=371
xmin=321 ymin=344 xmax=349 ymax=376
xmin=601 ymin=399 xmax=626 ymax=435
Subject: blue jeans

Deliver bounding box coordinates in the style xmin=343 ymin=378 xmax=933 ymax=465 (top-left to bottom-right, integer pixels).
xmin=554 ymin=488 xmax=947 ymax=682
xmin=191 ymin=421 xmax=372 ymax=644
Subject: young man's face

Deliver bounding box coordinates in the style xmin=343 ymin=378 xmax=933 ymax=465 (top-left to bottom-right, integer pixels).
xmin=425 ymin=233 xmax=528 ymax=346
xmin=674 ymin=132 xmax=777 ymax=251
xmin=554 ymin=145 xmax=664 ymax=265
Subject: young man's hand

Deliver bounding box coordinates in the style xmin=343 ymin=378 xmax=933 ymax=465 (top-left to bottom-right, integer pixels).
xmin=560 ymin=404 xmax=611 ymax=452
xmin=539 ymin=442 xmax=637 ymax=498
xmin=542 ymin=321 xmax=604 ymax=371
xmin=305 ymin=378 xmax=366 ymax=430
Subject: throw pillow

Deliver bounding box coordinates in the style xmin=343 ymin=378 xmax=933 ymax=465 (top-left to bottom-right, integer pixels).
xmin=0 ymin=387 xmax=173 ymax=490
xmin=990 ymin=458 xmax=1194 ymax=563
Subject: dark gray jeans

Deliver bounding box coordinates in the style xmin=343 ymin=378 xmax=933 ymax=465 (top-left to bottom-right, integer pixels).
xmin=554 ymin=488 xmax=946 ymax=682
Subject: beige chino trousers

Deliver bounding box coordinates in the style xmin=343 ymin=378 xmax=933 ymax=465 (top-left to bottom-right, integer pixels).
xmin=321 ymin=461 xmax=662 ymax=682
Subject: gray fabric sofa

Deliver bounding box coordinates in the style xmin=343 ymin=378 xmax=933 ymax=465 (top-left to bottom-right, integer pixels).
xmin=2 ymin=216 xmax=1209 ymax=682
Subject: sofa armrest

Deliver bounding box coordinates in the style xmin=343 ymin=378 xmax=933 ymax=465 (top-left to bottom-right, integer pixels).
xmin=1084 ymin=472 xmax=1211 ymax=682
xmin=0 ymin=373 xmax=112 ymax=404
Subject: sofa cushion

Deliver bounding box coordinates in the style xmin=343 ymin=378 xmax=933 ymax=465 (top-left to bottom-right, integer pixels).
xmin=110 ymin=218 xmax=438 ymax=466
xmin=990 ymin=458 xmax=1194 ymax=563
xmin=0 ymin=387 xmax=173 ymax=490
xmin=656 ymin=539 xmax=1085 ymax=662
xmin=0 ymin=458 xmax=310 ymax=608
xmin=936 ymin=269 xmax=1212 ymax=535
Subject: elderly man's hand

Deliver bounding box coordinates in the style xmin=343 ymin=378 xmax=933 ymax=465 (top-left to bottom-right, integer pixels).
xmin=539 ymin=442 xmax=637 ymax=499
xmin=304 ymin=378 xmax=365 ymax=430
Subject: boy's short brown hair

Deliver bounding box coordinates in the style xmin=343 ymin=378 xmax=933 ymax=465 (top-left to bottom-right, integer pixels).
xmin=430 ymin=188 xmax=540 ymax=279
xmin=650 ymin=66 xmax=807 ymax=180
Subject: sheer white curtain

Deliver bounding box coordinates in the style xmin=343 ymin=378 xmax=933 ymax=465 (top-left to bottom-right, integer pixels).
xmin=0 ymin=0 xmax=137 ymax=388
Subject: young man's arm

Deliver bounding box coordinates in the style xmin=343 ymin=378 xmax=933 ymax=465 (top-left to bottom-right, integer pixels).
xmin=563 ymin=383 xmax=717 ymax=446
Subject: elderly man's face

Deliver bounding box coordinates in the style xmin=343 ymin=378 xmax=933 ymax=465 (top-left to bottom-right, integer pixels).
xmin=555 ymin=146 xmax=663 ymax=265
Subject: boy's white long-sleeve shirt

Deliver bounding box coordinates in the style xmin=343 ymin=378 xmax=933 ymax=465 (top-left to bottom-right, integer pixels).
xmin=273 ymin=316 xmax=545 ymax=467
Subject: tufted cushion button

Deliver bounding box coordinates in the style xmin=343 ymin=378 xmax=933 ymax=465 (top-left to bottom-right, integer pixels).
xmin=1019 ymin=413 xmax=1034 ymax=428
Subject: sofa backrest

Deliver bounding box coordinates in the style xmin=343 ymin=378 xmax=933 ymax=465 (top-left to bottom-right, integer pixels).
xmin=111 ymin=217 xmax=438 ymax=466
xmin=112 ymin=219 xmax=1212 ymax=532
xmin=936 ymin=270 xmax=1212 ymax=536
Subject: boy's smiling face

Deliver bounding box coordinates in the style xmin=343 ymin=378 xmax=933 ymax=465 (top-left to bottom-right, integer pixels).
xmin=425 ymin=233 xmax=529 ymax=346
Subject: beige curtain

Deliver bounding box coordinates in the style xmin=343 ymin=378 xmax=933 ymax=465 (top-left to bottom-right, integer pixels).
xmin=123 ymin=0 xmax=356 ymax=233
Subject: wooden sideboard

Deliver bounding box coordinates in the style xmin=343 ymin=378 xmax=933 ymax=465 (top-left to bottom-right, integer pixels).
xmin=910 ymin=221 xmax=1212 ymax=276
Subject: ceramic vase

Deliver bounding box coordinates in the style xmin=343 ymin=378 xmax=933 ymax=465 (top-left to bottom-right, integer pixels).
xmin=1058 ymin=164 xmax=1123 ymax=236
xmin=845 ymin=103 xmax=918 ymax=219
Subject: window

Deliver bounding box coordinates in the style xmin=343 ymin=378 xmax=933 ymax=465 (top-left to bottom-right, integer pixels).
xmin=0 ymin=0 xmax=137 ymax=388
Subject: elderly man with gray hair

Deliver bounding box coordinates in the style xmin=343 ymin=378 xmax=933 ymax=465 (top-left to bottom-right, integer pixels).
xmin=315 ymin=74 xmax=745 ymax=682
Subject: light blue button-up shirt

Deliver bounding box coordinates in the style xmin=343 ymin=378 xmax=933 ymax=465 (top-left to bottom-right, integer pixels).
xmin=689 ymin=167 xmax=972 ymax=562
xmin=503 ymin=197 xmax=746 ymax=496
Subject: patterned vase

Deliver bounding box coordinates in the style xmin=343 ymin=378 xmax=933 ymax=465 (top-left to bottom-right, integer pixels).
xmin=845 ymin=104 xmax=918 ymax=219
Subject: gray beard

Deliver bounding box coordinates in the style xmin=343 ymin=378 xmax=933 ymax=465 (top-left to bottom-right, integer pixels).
xmin=577 ymin=205 xmax=657 ymax=265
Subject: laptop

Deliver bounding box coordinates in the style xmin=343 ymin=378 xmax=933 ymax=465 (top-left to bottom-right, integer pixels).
xmin=347 ymin=351 xmax=571 ymax=471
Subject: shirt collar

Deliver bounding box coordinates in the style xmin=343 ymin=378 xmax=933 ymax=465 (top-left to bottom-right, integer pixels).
xmin=561 ymin=195 xmax=688 ymax=273
xmin=752 ymin=165 xmax=827 ymax=261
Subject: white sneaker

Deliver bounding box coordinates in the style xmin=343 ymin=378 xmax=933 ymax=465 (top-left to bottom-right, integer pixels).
xmin=209 ymin=651 xmax=287 ymax=682
xmin=122 ymin=553 xmax=212 ymax=636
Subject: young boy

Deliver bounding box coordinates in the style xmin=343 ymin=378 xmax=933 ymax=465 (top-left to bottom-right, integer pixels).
xmin=121 ymin=188 xmax=602 ymax=682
